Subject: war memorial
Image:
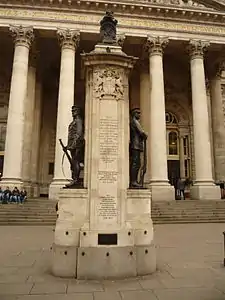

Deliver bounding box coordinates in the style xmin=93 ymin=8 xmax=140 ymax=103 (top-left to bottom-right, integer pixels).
xmin=51 ymin=12 xmax=156 ymax=279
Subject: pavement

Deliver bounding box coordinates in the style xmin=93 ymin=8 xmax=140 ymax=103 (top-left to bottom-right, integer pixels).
xmin=0 ymin=223 xmax=225 ymax=299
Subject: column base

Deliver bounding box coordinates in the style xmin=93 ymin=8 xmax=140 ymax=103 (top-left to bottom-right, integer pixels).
xmin=22 ymin=181 xmax=33 ymax=197
xmin=1 ymin=178 xmax=23 ymax=190
xmin=190 ymin=183 xmax=221 ymax=200
xmin=31 ymin=182 xmax=40 ymax=198
xmin=150 ymin=183 xmax=174 ymax=201
xmin=49 ymin=179 xmax=70 ymax=200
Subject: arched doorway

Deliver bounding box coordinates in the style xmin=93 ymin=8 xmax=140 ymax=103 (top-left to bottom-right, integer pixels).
xmin=166 ymin=112 xmax=191 ymax=186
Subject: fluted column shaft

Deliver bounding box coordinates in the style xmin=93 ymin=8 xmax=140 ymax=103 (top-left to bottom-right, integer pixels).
xmin=189 ymin=41 xmax=213 ymax=183
xmin=145 ymin=36 xmax=174 ymax=201
xmin=188 ymin=40 xmax=220 ymax=200
xmin=2 ymin=26 xmax=34 ymax=186
xmin=210 ymin=63 xmax=225 ymax=181
xmin=139 ymin=64 xmax=150 ymax=183
xmin=22 ymin=51 xmax=38 ymax=194
xmin=49 ymin=29 xmax=80 ymax=199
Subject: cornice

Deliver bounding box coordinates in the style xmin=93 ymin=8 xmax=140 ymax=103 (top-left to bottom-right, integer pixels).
xmin=0 ymin=0 xmax=225 ymax=25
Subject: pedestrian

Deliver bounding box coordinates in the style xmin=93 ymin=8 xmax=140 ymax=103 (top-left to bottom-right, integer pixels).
xmin=177 ymin=178 xmax=186 ymax=200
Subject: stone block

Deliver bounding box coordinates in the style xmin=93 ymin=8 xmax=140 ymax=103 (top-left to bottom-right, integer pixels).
xmin=190 ymin=184 xmax=221 ymax=200
xmin=54 ymin=227 xmax=80 ymax=247
xmin=136 ymin=244 xmax=156 ymax=275
xmin=127 ymin=189 xmax=151 ymax=216
xmin=150 ymin=184 xmax=174 ymax=201
xmin=77 ymin=246 xmax=137 ymax=279
xmin=51 ymin=243 xmax=77 ymax=278
xmin=134 ymin=227 xmax=154 ymax=246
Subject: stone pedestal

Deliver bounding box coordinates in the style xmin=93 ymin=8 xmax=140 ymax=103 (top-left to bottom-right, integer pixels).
xmin=52 ymin=43 xmax=156 ymax=279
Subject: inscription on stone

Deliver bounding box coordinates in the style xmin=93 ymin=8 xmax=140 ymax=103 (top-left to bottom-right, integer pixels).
xmin=97 ymin=194 xmax=117 ymax=220
xmin=99 ymin=118 xmax=118 ymax=164
xmin=96 ymin=99 xmax=119 ymax=224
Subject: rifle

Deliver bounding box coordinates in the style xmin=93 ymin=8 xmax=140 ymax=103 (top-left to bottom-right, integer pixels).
xmin=139 ymin=138 xmax=147 ymax=188
xmin=59 ymin=139 xmax=73 ymax=167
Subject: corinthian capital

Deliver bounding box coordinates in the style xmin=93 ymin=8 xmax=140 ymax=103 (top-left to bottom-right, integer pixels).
xmin=57 ymin=29 xmax=80 ymax=50
xmin=187 ymin=40 xmax=210 ymax=59
xmin=9 ymin=25 xmax=34 ymax=48
xmin=144 ymin=36 xmax=169 ymax=56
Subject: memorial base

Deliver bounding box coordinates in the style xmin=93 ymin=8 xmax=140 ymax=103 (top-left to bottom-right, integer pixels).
xmin=150 ymin=184 xmax=175 ymax=201
xmin=52 ymin=189 xmax=156 ymax=279
xmin=190 ymin=184 xmax=221 ymax=200
xmin=49 ymin=179 xmax=70 ymax=200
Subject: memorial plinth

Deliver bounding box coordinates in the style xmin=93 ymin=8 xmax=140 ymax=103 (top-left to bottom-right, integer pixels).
xmin=52 ymin=42 xmax=156 ymax=279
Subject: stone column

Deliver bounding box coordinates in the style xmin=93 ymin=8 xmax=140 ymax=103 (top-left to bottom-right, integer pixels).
xmin=210 ymin=62 xmax=225 ymax=181
xmin=1 ymin=25 xmax=34 ymax=188
xmin=22 ymin=51 xmax=38 ymax=195
xmin=139 ymin=62 xmax=150 ymax=184
xmin=179 ymin=135 xmax=185 ymax=179
xmin=188 ymin=40 xmax=220 ymax=200
xmin=49 ymin=29 xmax=80 ymax=200
xmin=30 ymin=81 xmax=42 ymax=197
xmin=145 ymin=36 xmax=174 ymax=201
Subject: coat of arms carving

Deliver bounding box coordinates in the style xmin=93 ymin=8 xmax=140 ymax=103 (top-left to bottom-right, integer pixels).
xmin=94 ymin=67 xmax=124 ymax=100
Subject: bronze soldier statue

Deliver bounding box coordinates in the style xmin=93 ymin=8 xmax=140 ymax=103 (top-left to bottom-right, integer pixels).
xmin=60 ymin=105 xmax=84 ymax=188
xmin=129 ymin=108 xmax=148 ymax=189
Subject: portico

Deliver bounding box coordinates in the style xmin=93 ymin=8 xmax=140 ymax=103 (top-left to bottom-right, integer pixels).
xmin=0 ymin=0 xmax=224 ymax=201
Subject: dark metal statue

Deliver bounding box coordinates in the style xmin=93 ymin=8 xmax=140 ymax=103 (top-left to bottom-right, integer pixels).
xmin=100 ymin=11 xmax=118 ymax=44
xmin=129 ymin=108 xmax=148 ymax=189
xmin=60 ymin=105 xmax=84 ymax=189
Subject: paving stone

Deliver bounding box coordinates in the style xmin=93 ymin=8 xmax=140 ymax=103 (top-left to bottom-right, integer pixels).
xmin=0 ymin=296 xmax=18 ymax=300
xmin=17 ymin=294 xmax=93 ymax=300
xmin=139 ymin=278 xmax=164 ymax=289
xmin=0 ymin=283 xmax=33 ymax=295
xmin=153 ymin=287 xmax=225 ymax=300
xmin=94 ymin=291 xmax=122 ymax=300
xmin=30 ymin=282 xmax=67 ymax=294
xmin=120 ymin=290 xmax=158 ymax=300
xmin=103 ymin=280 xmax=141 ymax=291
xmin=0 ymin=273 xmax=29 ymax=283
xmin=67 ymin=281 xmax=104 ymax=293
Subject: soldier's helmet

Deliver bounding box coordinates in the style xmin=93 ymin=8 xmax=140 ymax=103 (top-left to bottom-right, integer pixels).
xmin=71 ymin=105 xmax=82 ymax=115
xmin=130 ymin=108 xmax=140 ymax=117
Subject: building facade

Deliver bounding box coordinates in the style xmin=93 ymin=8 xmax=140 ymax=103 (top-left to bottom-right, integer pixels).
xmin=0 ymin=0 xmax=225 ymax=200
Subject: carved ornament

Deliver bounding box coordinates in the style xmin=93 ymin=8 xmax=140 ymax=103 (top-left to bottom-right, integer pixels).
xmin=9 ymin=25 xmax=34 ymax=48
xmin=57 ymin=29 xmax=80 ymax=50
xmin=93 ymin=67 xmax=124 ymax=100
xmin=144 ymin=36 xmax=169 ymax=56
xmin=187 ymin=40 xmax=210 ymax=59
xmin=117 ymin=33 xmax=126 ymax=48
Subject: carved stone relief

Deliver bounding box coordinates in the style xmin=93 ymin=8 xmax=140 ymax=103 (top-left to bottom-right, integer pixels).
xmin=93 ymin=67 xmax=124 ymax=100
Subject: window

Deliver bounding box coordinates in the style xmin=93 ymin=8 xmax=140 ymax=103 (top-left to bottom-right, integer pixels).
xmin=48 ymin=162 xmax=54 ymax=175
xmin=183 ymin=136 xmax=188 ymax=156
xmin=168 ymin=131 xmax=178 ymax=155
xmin=185 ymin=160 xmax=189 ymax=178
xmin=0 ymin=124 xmax=6 ymax=151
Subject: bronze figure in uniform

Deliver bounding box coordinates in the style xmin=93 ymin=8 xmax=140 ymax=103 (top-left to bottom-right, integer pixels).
xmin=129 ymin=108 xmax=148 ymax=189
xmin=64 ymin=105 xmax=84 ymax=188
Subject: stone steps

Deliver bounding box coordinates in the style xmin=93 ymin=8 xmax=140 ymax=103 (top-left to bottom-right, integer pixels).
xmin=1 ymin=198 xmax=225 ymax=225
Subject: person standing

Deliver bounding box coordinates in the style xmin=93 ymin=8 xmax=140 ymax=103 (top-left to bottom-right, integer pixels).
xmin=177 ymin=178 xmax=186 ymax=200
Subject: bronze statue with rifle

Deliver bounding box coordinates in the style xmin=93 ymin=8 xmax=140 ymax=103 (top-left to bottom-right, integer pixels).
xmin=59 ymin=105 xmax=85 ymax=188
xmin=129 ymin=108 xmax=148 ymax=189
